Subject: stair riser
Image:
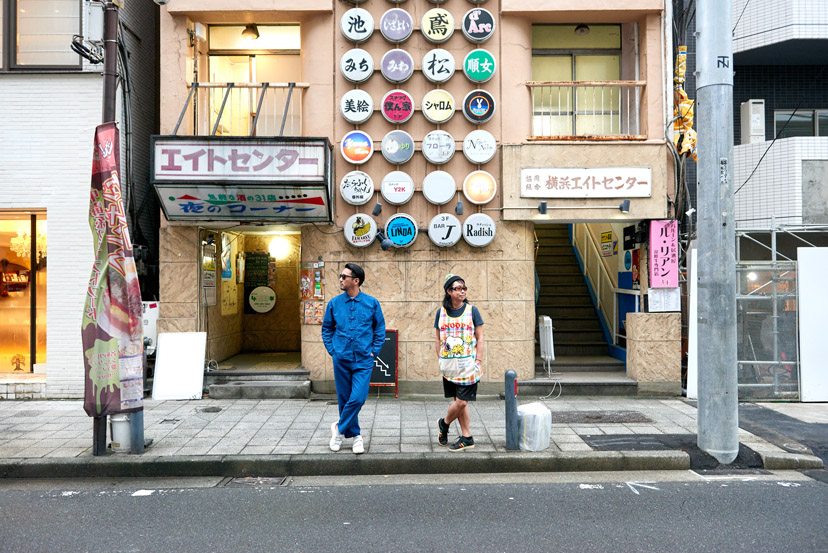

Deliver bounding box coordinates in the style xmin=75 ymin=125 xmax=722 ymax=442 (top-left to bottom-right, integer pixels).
xmin=537 ymin=297 xmax=594 ymax=307
xmin=537 ymin=319 xmax=602 ymax=330
xmin=538 ymin=307 xmax=596 ymax=318
xmin=555 ymin=344 xmax=609 ymax=356
xmin=539 ymin=285 xmax=589 ymax=295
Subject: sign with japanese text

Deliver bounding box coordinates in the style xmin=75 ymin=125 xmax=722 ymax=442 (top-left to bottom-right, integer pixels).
xmin=341 ymin=8 xmax=373 ymax=43
xmin=380 ymin=8 xmax=413 ymax=43
xmin=381 ymin=49 xmax=414 ymax=83
xmin=421 ymin=8 xmax=454 ymax=43
xmin=82 ymin=122 xmax=144 ymax=417
xmin=600 ymin=231 xmax=614 ymax=257
xmin=153 ymin=137 xmax=328 ymax=183
xmin=341 ymin=89 xmax=373 ymax=124
xmin=520 ymin=167 xmax=653 ymax=198
xmin=422 ymin=48 xmax=455 ymax=83
xmin=649 ymin=220 xmax=679 ymax=288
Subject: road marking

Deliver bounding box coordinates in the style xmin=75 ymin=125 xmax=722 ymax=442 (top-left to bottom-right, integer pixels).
xmin=625 ymin=482 xmax=660 ymax=495
xmin=579 ymin=484 xmax=604 ymax=489
xmin=776 ymin=482 xmax=801 ymax=487
xmin=132 ymin=490 xmax=155 ymax=497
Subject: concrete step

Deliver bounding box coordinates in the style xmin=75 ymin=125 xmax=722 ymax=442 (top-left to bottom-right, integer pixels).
xmin=205 ymin=369 xmax=310 ymax=384
xmin=537 ymin=295 xmax=593 ymax=307
xmin=208 ymin=380 xmax=311 ymax=400
xmin=539 ymin=329 xmax=605 ymax=344
xmin=554 ymin=342 xmax=609 ymax=356
xmin=539 ymin=284 xmax=589 ymax=295
xmin=537 ymin=306 xmax=597 ymax=318
xmin=519 ymin=371 xmax=636 ymax=396
xmin=537 ymin=317 xmax=602 ymax=330
xmin=536 ymin=263 xmax=582 ymax=274
xmin=534 ymin=355 xmax=626 ymax=372
xmin=538 ymin=274 xmax=585 ymax=285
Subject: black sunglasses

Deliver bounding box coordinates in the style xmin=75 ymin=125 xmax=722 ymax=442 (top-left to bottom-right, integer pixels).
xmin=339 ymin=274 xmax=355 ymax=280
xmin=451 ymin=286 xmax=468 ymax=292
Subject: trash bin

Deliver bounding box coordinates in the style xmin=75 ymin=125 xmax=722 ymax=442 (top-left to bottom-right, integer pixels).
xmin=517 ymin=402 xmax=551 ymax=451
xmin=110 ymin=414 xmax=131 ymax=452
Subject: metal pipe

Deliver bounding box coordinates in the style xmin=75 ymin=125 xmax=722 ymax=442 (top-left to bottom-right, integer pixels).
xmin=250 ymin=82 xmax=270 ymax=137
xmin=212 ymin=83 xmax=234 ymax=136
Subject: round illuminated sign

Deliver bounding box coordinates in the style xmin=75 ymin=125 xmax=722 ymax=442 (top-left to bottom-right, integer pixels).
xmin=462 ymin=89 xmax=496 ymax=124
xmin=428 ymin=213 xmax=462 ymax=247
xmin=463 ymin=170 xmax=497 ymax=204
xmin=248 ymin=286 xmax=276 ymax=313
xmin=386 ymin=0 xmax=407 ymax=4
xmin=341 ymin=130 xmax=374 ymax=164
xmin=462 ymin=129 xmax=497 ymax=164
xmin=422 ymin=48 xmax=455 ymax=83
xmin=341 ymin=8 xmax=374 ymax=44
xmin=422 ymin=89 xmax=455 ymax=124
xmin=462 ymin=213 xmax=496 ymax=247
xmin=340 ymin=171 xmax=374 ymax=206
xmin=380 ymin=9 xmax=413 ymax=43
xmin=381 ymin=89 xmax=415 ymax=124
xmin=422 ymin=130 xmax=455 ymax=165
xmin=461 ymin=8 xmax=495 ymax=43
xmin=340 ymin=49 xmax=374 ymax=83
xmin=422 ymin=171 xmax=456 ymax=205
xmin=381 ymin=49 xmax=414 ymax=83
xmin=384 ymin=213 xmax=418 ymax=248
xmin=463 ymin=49 xmax=496 ymax=83
xmin=421 ymin=8 xmax=454 ymax=44
xmin=381 ymin=171 xmax=415 ymax=205
xmin=340 ymin=89 xmax=374 ymax=124
xmin=344 ymin=213 xmax=378 ymax=248
xmin=381 ymin=130 xmax=415 ymax=165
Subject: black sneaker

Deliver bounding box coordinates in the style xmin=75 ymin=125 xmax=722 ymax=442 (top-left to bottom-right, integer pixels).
xmin=449 ymin=436 xmax=474 ymax=452
xmin=437 ymin=418 xmax=449 ymax=447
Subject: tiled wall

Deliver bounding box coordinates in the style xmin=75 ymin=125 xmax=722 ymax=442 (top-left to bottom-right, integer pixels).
xmin=732 ymin=0 xmax=828 ymax=53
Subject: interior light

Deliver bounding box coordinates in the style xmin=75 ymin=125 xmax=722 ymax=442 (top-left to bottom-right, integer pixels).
xmin=747 ymin=272 xmax=758 ymax=282
xmin=242 ymin=24 xmax=260 ymax=40
xmin=268 ymin=236 xmax=291 ymax=259
xmin=574 ymin=24 xmax=591 ymax=35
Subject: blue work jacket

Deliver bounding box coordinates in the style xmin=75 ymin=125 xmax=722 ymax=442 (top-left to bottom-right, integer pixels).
xmin=321 ymin=290 xmax=386 ymax=363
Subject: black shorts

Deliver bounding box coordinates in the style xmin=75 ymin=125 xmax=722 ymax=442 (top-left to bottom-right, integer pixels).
xmin=443 ymin=378 xmax=478 ymax=401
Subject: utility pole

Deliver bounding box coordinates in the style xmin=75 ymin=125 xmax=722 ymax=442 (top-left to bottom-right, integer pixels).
xmin=695 ymin=0 xmax=739 ymax=464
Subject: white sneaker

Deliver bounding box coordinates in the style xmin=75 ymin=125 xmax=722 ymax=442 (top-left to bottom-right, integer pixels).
xmin=352 ymin=435 xmax=364 ymax=455
xmin=330 ymin=421 xmax=344 ymax=452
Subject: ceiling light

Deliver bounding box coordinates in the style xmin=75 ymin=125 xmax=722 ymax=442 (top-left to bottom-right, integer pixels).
xmin=241 ymin=24 xmax=260 ymax=40
xmin=574 ymin=24 xmax=590 ymax=35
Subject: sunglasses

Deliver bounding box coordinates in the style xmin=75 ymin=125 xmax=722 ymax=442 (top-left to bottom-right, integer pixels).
xmin=450 ymin=286 xmax=468 ymax=292
xmin=339 ymin=274 xmax=355 ymax=280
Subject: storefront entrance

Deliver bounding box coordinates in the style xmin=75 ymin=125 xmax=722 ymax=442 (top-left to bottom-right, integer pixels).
xmin=0 ymin=212 xmax=46 ymax=374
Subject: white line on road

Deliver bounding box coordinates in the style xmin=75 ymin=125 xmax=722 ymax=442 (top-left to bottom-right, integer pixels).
xmin=625 ymin=482 xmax=660 ymax=495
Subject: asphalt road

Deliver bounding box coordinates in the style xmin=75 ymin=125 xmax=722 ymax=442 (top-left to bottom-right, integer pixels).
xmin=0 ymin=471 xmax=825 ymax=553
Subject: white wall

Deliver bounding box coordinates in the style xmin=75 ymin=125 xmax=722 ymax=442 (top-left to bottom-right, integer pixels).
xmin=0 ymin=74 xmax=103 ymax=398
xmin=732 ymin=0 xmax=828 ymax=53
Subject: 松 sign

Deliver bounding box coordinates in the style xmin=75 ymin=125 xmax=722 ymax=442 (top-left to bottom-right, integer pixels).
xmin=152 ymin=136 xmax=332 ymax=222
xmin=649 ymin=220 xmax=678 ymax=288
xmin=521 ymin=167 xmax=652 ymax=198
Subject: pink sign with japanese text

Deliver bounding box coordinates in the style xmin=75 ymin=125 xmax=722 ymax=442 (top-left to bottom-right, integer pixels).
xmin=649 ymin=220 xmax=678 ymax=288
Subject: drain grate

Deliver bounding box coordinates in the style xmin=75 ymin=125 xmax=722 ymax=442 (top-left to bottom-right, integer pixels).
xmin=551 ymin=410 xmax=652 ymax=424
xmin=197 ymin=407 xmax=222 ymax=413
xmin=226 ymin=477 xmax=286 ymax=487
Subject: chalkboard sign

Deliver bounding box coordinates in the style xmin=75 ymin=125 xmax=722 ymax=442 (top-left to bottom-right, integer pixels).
xmin=370 ymin=329 xmax=398 ymax=397
xmin=245 ymin=252 xmax=270 ymax=287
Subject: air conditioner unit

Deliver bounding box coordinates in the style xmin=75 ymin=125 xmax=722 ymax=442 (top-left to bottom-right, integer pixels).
xmin=740 ymin=99 xmax=766 ymax=144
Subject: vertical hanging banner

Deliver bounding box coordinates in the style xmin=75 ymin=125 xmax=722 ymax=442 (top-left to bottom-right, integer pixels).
xmin=82 ymin=122 xmax=145 ymax=417
xmin=649 ymin=220 xmax=679 ymax=288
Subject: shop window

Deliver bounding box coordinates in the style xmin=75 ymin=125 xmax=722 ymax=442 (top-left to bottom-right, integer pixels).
xmin=774 ymin=110 xmax=828 ymax=138
xmin=1 ymin=0 xmax=82 ymax=69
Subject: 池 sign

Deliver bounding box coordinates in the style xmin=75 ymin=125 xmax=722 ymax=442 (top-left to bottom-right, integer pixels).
xmin=341 ymin=8 xmax=373 ymax=43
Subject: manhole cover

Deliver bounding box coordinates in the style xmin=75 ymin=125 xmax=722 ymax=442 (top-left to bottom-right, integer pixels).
xmin=551 ymin=410 xmax=652 ymax=424
xmin=197 ymin=407 xmax=222 ymax=413
xmin=226 ymin=477 xmax=286 ymax=487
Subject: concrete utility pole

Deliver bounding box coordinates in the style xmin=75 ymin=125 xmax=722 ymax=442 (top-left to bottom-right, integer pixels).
xmin=695 ymin=0 xmax=739 ymax=464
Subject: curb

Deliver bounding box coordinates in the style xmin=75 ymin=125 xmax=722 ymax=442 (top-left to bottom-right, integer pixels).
xmin=757 ymin=452 xmax=824 ymax=470
xmin=0 ymin=451 xmax=690 ymax=479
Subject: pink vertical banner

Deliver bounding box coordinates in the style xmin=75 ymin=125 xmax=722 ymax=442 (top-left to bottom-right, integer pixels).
xmin=649 ymin=220 xmax=679 ymax=288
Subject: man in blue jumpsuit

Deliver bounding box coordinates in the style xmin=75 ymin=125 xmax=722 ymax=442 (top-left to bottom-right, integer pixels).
xmin=322 ymin=263 xmax=385 ymax=454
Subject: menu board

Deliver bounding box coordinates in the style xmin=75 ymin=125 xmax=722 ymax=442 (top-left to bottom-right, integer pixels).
xmin=244 ymin=252 xmax=270 ymax=287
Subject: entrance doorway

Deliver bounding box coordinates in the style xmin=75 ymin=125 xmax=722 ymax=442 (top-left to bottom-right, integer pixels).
xmin=0 ymin=212 xmax=47 ymax=373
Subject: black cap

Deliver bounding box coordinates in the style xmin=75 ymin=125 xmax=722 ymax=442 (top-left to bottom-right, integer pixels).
xmin=444 ymin=274 xmax=464 ymax=292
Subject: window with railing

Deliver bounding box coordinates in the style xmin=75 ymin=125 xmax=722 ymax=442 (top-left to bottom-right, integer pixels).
xmin=528 ymin=24 xmax=644 ymax=140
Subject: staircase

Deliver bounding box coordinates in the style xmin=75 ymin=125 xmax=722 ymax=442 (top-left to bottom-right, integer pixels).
xmin=523 ymin=224 xmax=635 ymax=396
xmin=204 ymin=352 xmax=311 ymax=399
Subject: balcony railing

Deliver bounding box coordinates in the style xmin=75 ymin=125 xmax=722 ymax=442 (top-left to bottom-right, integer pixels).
xmin=526 ymin=80 xmax=646 ymax=141
xmin=173 ymin=82 xmax=309 ymax=137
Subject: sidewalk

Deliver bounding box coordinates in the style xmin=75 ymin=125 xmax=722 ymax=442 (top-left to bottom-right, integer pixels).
xmin=0 ymin=396 xmax=822 ymax=479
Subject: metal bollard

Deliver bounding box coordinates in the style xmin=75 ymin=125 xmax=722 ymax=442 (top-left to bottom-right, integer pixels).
xmin=505 ymin=370 xmax=520 ymax=450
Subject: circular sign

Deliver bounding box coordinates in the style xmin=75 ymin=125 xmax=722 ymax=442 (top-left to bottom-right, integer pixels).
xmin=422 ymin=89 xmax=455 ymax=124
xmin=344 ymin=213 xmax=378 ymax=247
xmin=340 ymin=89 xmax=374 ymax=124
xmin=340 ymin=171 xmax=374 ymax=206
xmin=624 ymin=250 xmax=632 ymax=270
xmin=422 ymin=171 xmax=456 ymax=205
xmin=426 ymin=0 xmax=448 ymax=4
xmin=428 ymin=213 xmax=462 ymax=247
xmin=381 ymin=171 xmax=415 ymax=205
xmin=422 ymin=48 xmax=455 ymax=83
xmin=380 ymin=8 xmax=414 ymax=43
xmin=422 ymin=130 xmax=455 ymax=165
xmin=386 ymin=0 xmax=407 ymax=4
xmin=384 ymin=213 xmax=418 ymax=248
xmin=421 ymin=8 xmax=454 ymax=43
xmin=463 ymin=49 xmax=496 ymax=83
xmin=381 ymin=90 xmax=414 ymax=124
xmin=341 ymin=8 xmax=374 ymax=44
xmin=340 ymin=49 xmax=374 ymax=83
xmin=381 ymin=49 xmax=414 ymax=83
xmin=462 ymin=129 xmax=497 ymax=164
xmin=248 ymin=286 xmax=276 ymax=313
xmin=341 ymin=130 xmax=374 ymax=164
xmin=462 ymin=89 xmax=496 ymax=124
xmin=381 ymin=130 xmax=415 ymax=165
xmin=462 ymin=213 xmax=496 ymax=247
xmin=463 ymin=170 xmax=497 ymax=204
xmin=461 ymin=8 xmax=496 ymax=43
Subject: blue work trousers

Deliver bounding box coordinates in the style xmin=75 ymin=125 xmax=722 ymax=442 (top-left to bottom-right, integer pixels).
xmin=333 ymin=355 xmax=372 ymax=438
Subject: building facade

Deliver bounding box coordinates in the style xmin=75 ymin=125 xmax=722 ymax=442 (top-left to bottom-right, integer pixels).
xmin=152 ymin=0 xmax=680 ymax=397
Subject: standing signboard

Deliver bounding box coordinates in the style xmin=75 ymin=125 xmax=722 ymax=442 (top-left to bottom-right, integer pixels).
xmin=370 ymin=329 xmax=398 ymax=397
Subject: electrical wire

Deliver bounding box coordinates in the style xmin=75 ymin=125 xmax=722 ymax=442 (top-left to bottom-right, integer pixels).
xmin=71 ymin=35 xmax=103 ymax=64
